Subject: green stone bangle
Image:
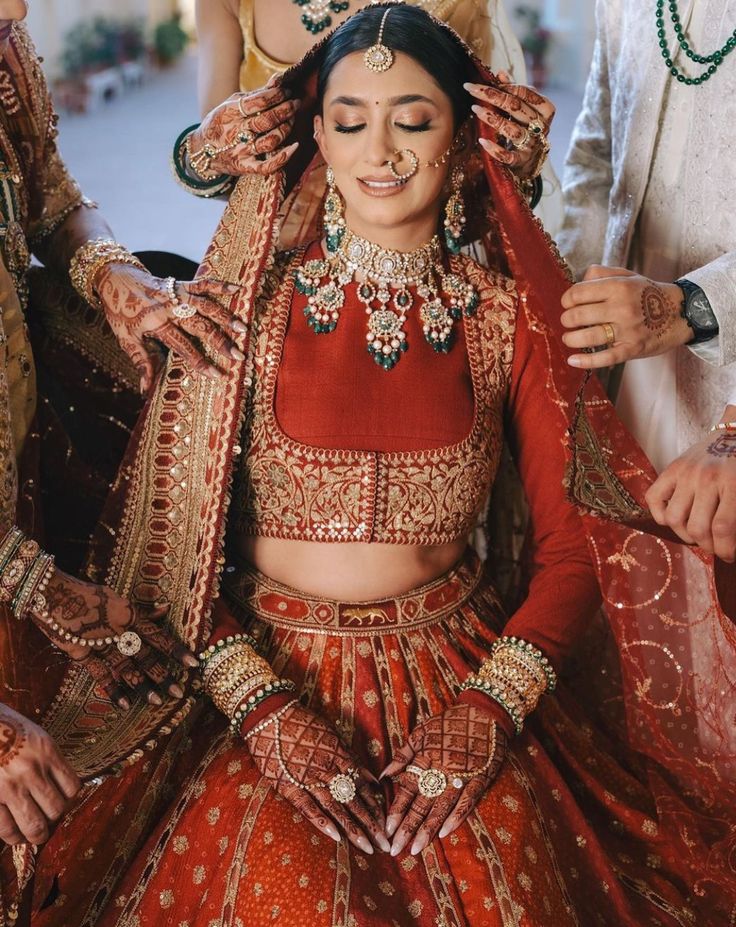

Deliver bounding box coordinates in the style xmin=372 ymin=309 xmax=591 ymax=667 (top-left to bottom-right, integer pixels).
xmin=198 ymin=632 xmax=258 ymax=664
xmin=459 ymin=676 xmax=525 ymax=734
xmin=172 ymin=123 xmax=234 ymax=195
xmin=230 ymin=679 xmax=297 ymax=729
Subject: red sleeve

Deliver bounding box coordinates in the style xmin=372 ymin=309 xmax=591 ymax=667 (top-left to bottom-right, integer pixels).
xmin=499 ymin=299 xmax=601 ymax=671
xmin=206 ymin=599 xmax=294 ymax=736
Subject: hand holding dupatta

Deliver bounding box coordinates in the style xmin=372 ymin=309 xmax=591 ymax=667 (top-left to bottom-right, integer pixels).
xmin=0 ymin=703 xmax=81 ymax=847
xmin=381 ymin=703 xmax=508 ymax=857
xmin=37 ymin=570 xmax=199 ymax=710
xmin=245 ymin=701 xmax=390 ymax=854
xmin=95 ymin=266 xmax=246 ymax=393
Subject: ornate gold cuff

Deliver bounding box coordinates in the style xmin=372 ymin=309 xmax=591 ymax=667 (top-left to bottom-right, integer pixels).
xmin=69 ymin=237 xmax=147 ymax=309
xmin=0 ymin=528 xmax=55 ymax=621
xmin=460 ymin=636 xmax=557 ymax=734
xmin=199 ymin=634 xmax=296 ymax=729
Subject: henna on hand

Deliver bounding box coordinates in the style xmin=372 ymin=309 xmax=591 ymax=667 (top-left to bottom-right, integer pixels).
xmin=381 ymin=703 xmax=507 ymax=856
xmin=190 ymin=86 xmax=300 ymax=179
xmin=707 ymin=434 xmax=736 ymax=459
xmin=34 ymin=569 xmax=196 ymax=708
xmin=246 ymin=701 xmax=389 ymax=853
xmin=0 ymin=704 xmax=81 ymax=846
xmin=95 ymin=265 xmax=242 ymax=390
xmin=641 ymin=283 xmax=679 ymax=337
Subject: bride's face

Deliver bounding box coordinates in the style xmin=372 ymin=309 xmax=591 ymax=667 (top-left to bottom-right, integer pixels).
xmin=314 ymin=50 xmax=456 ymax=247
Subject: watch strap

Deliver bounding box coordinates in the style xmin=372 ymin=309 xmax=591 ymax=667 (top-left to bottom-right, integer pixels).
xmin=675 ymin=278 xmax=719 ymax=344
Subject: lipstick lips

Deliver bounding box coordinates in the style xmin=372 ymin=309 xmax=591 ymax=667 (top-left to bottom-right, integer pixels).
xmin=357 ymin=174 xmax=411 ymax=196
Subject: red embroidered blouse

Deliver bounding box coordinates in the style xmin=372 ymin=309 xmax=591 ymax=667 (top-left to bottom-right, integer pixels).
xmin=217 ymin=245 xmax=601 ymax=711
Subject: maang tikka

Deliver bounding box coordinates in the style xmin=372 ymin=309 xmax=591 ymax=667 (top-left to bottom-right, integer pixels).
xmin=363 ymin=7 xmax=395 ymax=72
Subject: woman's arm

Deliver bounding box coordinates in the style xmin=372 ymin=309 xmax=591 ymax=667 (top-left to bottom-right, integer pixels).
xmin=196 ymin=0 xmax=244 ymax=116
xmin=498 ymin=294 xmax=602 ymax=670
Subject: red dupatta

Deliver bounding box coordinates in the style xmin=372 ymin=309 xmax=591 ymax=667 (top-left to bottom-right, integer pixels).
xmin=37 ymin=4 xmax=735 ymax=908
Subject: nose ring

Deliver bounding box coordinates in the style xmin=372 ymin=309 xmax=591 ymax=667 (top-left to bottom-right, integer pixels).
xmin=387 ymin=149 xmax=418 ymax=181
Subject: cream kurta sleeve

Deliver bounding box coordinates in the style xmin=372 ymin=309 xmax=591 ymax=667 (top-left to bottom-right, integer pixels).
xmin=557 ymin=0 xmax=613 ymax=279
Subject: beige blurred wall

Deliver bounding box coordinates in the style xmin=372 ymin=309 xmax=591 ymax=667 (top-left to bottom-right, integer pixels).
xmin=25 ymin=0 xmax=181 ymax=79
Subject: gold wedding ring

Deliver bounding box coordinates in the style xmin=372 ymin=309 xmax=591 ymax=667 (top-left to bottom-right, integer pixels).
xmin=602 ymin=322 xmax=616 ymax=347
xmin=407 ymin=765 xmax=447 ymax=798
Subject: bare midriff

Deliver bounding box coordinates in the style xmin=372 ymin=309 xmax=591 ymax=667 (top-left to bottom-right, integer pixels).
xmin=236 ymin=536 xmax=469 ymax=600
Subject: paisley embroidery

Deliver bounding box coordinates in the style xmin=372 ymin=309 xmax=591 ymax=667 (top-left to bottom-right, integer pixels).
xmin=233 ymin=250 xmax=518 ymax=544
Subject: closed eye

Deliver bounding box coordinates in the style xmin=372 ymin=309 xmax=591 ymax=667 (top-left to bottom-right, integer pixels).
xmin=397 ymin=120 xmax=432 ymax=133
xmin=334 ymin=123 xmax=365 ymax=134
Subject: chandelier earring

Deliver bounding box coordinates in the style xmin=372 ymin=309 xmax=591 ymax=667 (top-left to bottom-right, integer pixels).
xmin=323 ymin=166 xmax=346 ymax=253
xmin=443 ymin=167 xmax=467 ymax=255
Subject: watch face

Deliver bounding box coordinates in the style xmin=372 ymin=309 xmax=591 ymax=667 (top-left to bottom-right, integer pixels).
xmin=687 ymin=290 xmax=718 ymax=331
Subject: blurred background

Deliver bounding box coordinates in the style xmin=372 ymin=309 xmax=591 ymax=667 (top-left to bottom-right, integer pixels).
xmin=25 ymin=0 xmax=595 ymax=263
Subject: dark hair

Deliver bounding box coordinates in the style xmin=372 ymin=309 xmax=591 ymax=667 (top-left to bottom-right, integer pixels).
xmin=317 ymin=4 xmax=472 ymax=128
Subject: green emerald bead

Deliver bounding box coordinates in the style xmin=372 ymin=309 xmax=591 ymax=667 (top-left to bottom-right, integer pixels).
xmin=676 ymin=73 xmax=685 ymax=82
xmin=659 ymin=39 xmax=667 ymax=49
xmin=657 ymin=28 xmax=665 ymax=38
xmin=670 ymin=66 xmax=678 ymax=75
xmin=685 ymin=77 xmax=694 ymax=85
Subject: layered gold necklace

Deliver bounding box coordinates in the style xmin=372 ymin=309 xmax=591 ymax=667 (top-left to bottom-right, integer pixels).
xmin=295 ymin=229 xmax=478 ymax=370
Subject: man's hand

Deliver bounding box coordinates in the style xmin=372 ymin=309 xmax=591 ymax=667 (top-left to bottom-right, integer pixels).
xmin=561 ymin=266 xmax=693 ymax=368
xmin=34 ymin=569 xmax=199 ymax=710
xmin=646 ymin=407 xmax=736 ymax=563
xmin=96 ymin=265 xmax=245 ymax=392
xmin=0 ymin=704 xmax=81 ymax=846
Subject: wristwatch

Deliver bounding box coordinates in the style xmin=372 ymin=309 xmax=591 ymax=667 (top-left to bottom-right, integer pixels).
xmin=675 ymin=278 xmax=719 ymax=344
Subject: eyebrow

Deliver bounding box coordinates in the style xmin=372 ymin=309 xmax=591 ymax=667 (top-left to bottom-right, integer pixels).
xmin=329 ymin=94 xmax=437 ymax=108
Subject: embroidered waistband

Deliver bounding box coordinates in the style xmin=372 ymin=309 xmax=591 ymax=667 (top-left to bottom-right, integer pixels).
xmin=223 ymin=550 xmax=483 ymax=637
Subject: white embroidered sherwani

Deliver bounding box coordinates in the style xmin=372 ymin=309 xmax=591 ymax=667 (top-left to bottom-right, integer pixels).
xmin=558 ymin=0 xmax=736 ymax=472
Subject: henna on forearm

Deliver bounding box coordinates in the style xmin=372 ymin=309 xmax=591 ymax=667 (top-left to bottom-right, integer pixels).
xmin=641 ymin=284 xmax=680 ymax=337
xmin=707 ymin=435 xmax=736 ymax=459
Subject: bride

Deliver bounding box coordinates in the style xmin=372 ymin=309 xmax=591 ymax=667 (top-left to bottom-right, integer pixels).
xmin=31 ymin=5 xmax=735 ymax=925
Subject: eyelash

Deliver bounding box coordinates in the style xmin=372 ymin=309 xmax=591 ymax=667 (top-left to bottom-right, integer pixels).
xmin=334 ymin=120 xmax=432 ymax=134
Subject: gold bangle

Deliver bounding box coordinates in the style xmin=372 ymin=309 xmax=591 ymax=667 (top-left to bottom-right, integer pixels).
xmin=69 ymin=238 xmax=147 ymax=309
xmin=710 ymin=421 xmax=736 ymax=433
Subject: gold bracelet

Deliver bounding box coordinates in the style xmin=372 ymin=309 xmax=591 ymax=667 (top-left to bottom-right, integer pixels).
xmin=461 ymin=636 xmax=556 ymax=734
xmin=69 ymin=238 xmax=147 ymax=309
xmin=710 ymin=421 xmax=736 ymax=433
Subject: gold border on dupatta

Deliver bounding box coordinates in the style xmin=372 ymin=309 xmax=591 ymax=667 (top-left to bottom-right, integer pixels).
xmin=43 ymin=172 xmax=284 ymax=778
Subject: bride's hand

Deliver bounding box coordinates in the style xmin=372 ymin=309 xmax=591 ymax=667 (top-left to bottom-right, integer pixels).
xmin=465 ymin=72 xmax=555 ymax=179
xmin=189 ymin=79 xmax=300 ymax=180
xmin=95 ymin=263 xmax=245 ymax=392
xmin=35 ymin=568 xmax=199 ymax=710
xmin=246 ymin=701 xmax=390 ymax=854
xmin=380 ymin=703 xmax=507 ymax=856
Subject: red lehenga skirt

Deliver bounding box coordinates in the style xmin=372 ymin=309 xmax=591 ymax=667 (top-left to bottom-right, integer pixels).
xmin=34 ymin=552 xmax=697 ymax=927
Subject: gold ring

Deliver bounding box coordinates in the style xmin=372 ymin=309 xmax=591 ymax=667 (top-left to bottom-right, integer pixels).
xmin=117 ymin=630 xmax=142 ymax=657
xmin=407 ymin=765 xmax=447 ymax=798
xmin=602 ymin=322 xmax=616 ymax=346
xmin=328 ymin=770 xmax=358 ymax=804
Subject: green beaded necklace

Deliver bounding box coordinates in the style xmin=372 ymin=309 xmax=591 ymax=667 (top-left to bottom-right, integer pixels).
xmin=293 ymin=0 xmax=349 ymax=34
xmin=656 ymin=0 xmax=736 ymax=85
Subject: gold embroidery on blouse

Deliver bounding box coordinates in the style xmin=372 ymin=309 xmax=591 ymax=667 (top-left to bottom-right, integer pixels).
xmin=232 ymin=249 xmax=517 ymax=544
